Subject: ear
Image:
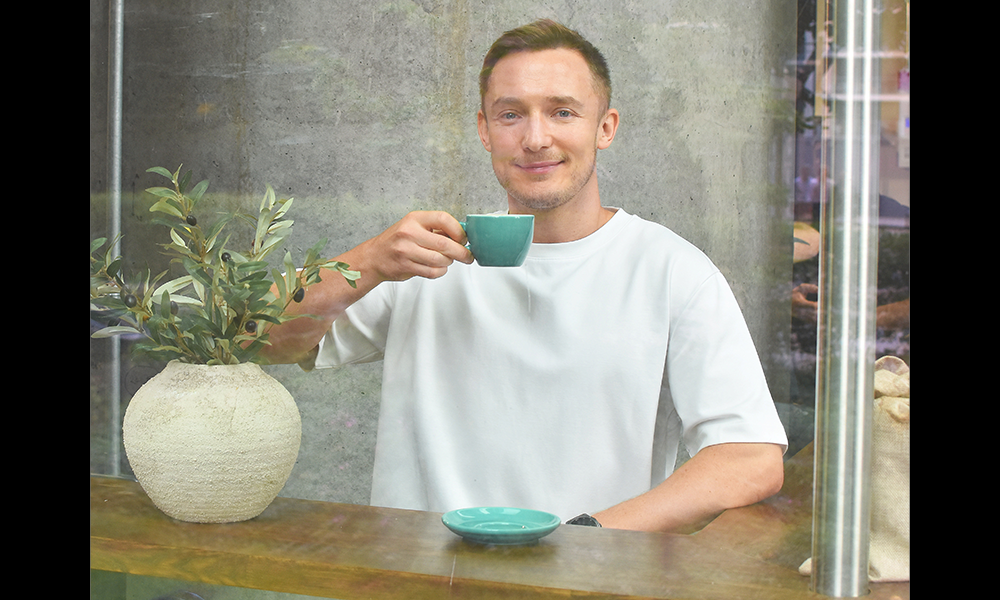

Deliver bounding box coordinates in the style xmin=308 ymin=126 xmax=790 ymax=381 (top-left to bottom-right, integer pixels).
xmin=597 ymin=108 xmax=619 ymax=150
xmin=477 ymin=110 xmax=492 ymax=152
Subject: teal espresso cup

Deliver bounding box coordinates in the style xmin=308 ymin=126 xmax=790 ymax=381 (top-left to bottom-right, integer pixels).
xmin=460 ymin=214 xmax=534 ymax=267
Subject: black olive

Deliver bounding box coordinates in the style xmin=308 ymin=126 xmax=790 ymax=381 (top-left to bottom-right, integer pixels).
xmin=186 ymin=215 xmax=197 ymax=226
xmin=123 ymin=294 xmax=137 ymax=308
xmin=245 ymin=321 xmax=257 ymax=333
xmin=292 ymin=287 xmax=305 ymax=303
xmin=221 ymin=252 xmax=231 ymax=262
xmin=170 ymin=301 xmax=179 ymax=315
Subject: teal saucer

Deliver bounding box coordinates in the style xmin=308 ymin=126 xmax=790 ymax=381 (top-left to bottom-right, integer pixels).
xmin=441 ymin=507 xmax=561 ymax=545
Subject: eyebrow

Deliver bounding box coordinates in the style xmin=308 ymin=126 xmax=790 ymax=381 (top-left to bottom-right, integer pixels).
xmin=490 ymin=95 xmax=586 ymax=111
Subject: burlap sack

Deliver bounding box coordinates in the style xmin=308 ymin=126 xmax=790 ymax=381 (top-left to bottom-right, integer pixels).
xmin=799 ymin=356 xmax=910 ymax=582
xmin=868 ymin=356 xmax=909 ymax=581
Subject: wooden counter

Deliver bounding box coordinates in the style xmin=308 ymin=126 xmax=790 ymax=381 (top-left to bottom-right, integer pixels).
xmin=91 ymin=444 xmax=909 ymax=599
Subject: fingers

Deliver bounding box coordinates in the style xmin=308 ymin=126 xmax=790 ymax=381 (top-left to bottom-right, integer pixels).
xmin=371 ymin=211 xmax=474 ymax=281
xmin=791 ymin=283 xmax=818 ymax=303
xmin=419 ymin=211 xmax=469 ymax=249
xmin=401 ymin=211 xmax=474 ymax=264
xmin=790 ymin=283 xmax=819 ymax=323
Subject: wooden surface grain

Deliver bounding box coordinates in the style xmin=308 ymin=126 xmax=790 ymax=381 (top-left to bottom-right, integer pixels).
xmin=91 ymin=443 xmax=909 ymax=599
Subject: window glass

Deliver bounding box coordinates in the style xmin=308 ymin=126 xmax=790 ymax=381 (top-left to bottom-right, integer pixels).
xmin=91 ymin=1 xmax=907 ymax=595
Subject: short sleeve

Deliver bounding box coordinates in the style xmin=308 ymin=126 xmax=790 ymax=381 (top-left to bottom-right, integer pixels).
xmin=664 ymin=271 xmax=788 ymax=455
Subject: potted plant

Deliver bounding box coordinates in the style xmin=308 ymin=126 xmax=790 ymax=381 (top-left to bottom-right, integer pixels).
xmin=90 ymin=165 xmax=359 ymax=523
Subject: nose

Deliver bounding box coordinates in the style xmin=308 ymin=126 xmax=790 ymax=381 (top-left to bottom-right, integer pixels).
xmin=521 ymin=113 xmax=552 ymax=153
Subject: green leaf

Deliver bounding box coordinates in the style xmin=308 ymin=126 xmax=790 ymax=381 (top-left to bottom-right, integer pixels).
xmin=256 ymin=232 xmax=290 ymax=260
xmin=145 ymin=186 xmax=178 ymax=198
xmin=152 ymin=275 xmax=194 ymax=298
xmin=304 ymin=238 xmax=328 ymax=266
xmin=102 ymin=235 xmax=120 ymax=265
xmin=327 ymin=261 xmax=361 ymax=287
xmin=106 ymin=257 xmax=123 ymax=279
xmin=225 ymin=249 xmax=249 ymax=264
xmin=160 ymin=242 xmax=200 ymax=262
xmin=259 ymin=183 xmax=276 ymax=214
xmin=184 ymin=260 xmax=214 ymax=289
xmin=192 ymin=278 xmax=207 ymax=304
xmin=204 ymin=221 xmax=232 ymax=254
xmin=91 ymin=294 xmax=126 ymax=310
xmin=169 ymin=228 xmax=188 ymax=248
xmin=273 ymin=197 xmax=293 ymax=220
xmin=241 ymin=281 xmax=274 ymax=301
xmin=146 ymin=166 xmax=174 ymax=179
xmin=253 ymin=220 xmax=270 ymax=256
xmin=235 ymin=260 xmax=270 ymax=272
xmin=131 ymin=341 xmax=186 ymax=362
xmin=266 ymin=219 xmax=294 ymax=235
xmin=187 ymin=314 xmax=225 ymax=338
xmin=150 ymin=197 xmax=184 ymax=217
xmin=148 ymin=216 xmax=181 ymax=230
xmin=189 ymin=179 xmax=209 ymax=201
xmin=188 ymin=332 xmax=216 ymax=362
xmin=233 ymin=338 xmax=267 ymax=363
xmin=237 ymin=270 xmax=270 ymax=282
xmin=178 ymin=169 xmax=193 ymax=195
xmin=142 ymin=269 xmax=169 ymax=307
xmin=224 ymin=288 xmax=253 ymax=306
xmin=166 ymin=294 xmax=201 ymax=306
xmin=159 ymin=290 xmax=172 ymax=319
xmin=283 ymin=252 xmax=297 ymax=303
xmin=272 ymin=268 xmax=287 ymax=304
xmin=91 ymin=238 xmax=107 ymax=254
xmin=249 ymin=312 xmax=283 ymax=326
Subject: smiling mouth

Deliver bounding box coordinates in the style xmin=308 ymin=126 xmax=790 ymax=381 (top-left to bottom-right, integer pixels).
xmin=516 ymin=160 xmax=562 ymax=175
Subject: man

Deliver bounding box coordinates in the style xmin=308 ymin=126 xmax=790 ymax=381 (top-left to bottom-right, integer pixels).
xmin=262 ymin=19 xmax=787 ymax=533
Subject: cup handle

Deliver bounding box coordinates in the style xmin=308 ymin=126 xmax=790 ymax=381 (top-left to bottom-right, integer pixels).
xmin=457 ymin=221 xmax=473 ymax=255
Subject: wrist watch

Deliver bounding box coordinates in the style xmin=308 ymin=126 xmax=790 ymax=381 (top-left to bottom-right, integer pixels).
xmin=566 ymin=513 xmax=602 ymax=527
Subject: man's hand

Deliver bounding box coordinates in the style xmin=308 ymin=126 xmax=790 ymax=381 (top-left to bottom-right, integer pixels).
xmin=791 ymin=283 xmax=819 ymax=323
xmin=359 ymin=211 xmax=474 ymax=283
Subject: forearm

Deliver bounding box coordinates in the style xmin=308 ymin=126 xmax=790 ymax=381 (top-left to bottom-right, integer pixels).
xmin=593 ymin=442 xmax=785 ymax=533
xmin=258 ymin=243 xmax=384 ymax=365
xmin=258 ymin=211 xmax=474 ymax=365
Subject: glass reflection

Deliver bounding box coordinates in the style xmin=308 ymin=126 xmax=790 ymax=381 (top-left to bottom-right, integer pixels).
xmin=787 ymin=0 xmax=909 ymax=445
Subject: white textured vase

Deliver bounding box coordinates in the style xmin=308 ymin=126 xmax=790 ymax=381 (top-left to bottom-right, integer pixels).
xmin=122 ymin=361 xmax=301 ymax=523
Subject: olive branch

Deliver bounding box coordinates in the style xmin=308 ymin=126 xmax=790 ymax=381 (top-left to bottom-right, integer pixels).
xmin=90 ymin=165 xmax=360 ymax=365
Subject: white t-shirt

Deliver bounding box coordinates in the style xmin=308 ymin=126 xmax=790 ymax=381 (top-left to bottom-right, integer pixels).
xmin=314 ymin=208 xmax=787 ymax=519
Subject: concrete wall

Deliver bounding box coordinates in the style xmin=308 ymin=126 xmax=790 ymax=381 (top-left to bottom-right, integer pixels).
xmin=91 ymin=0 xmax=798 ymax=505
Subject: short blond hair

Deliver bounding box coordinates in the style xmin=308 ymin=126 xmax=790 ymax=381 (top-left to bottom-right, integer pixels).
xmin=479 ymin=19 xmax=612 ymax=113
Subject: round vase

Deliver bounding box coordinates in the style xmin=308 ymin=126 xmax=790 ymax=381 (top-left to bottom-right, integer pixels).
xmin=122 ymin=360 xmax=301 ymax=523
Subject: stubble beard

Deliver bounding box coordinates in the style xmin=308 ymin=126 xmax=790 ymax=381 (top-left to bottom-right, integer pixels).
xmin=497 ymin=150 xmax=598 ymax=211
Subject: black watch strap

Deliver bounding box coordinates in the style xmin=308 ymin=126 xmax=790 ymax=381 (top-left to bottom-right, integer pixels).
xmin=566 ymin=513 xmax=602 ymax=527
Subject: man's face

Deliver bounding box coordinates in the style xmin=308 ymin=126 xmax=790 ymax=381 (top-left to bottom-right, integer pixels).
xmin=477 ymin=48 xmax=618 ymax=213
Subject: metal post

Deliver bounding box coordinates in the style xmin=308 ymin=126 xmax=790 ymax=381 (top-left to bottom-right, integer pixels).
xmin=108 ymin=0 xmax=125 ymax=477
xmin=811 ymin=0 xmax=881 ymax=596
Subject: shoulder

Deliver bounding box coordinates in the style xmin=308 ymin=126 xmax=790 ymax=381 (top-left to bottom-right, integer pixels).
xmin=609 ymin=210 xmax=720 ymax=279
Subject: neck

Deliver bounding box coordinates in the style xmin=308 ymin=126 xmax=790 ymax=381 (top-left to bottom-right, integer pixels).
xmin=508 ymin=178 xmax=614 ymax=243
